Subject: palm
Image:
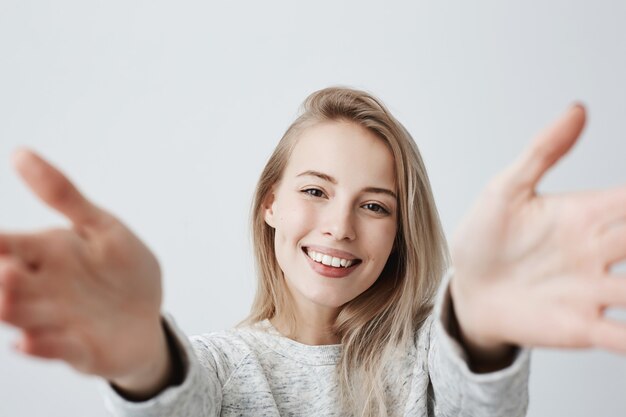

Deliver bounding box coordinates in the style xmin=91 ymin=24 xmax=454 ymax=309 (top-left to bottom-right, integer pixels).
xmin=451 ymin=105 xmax=626 ymax=354
xmin=0 ymin=151 xmax=164 ymax=380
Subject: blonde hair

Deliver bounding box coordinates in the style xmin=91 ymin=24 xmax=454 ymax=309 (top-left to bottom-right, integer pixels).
xmin=243 ymin=87 xmax=449 ymax=416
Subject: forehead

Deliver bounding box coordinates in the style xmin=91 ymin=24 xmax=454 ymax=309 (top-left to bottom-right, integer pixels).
xmin=284 ymin=121 xmax=396 ymax=190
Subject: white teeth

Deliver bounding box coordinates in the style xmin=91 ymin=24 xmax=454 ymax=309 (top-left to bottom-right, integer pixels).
xmin=306 ymin=249 xmax=357 ymax=268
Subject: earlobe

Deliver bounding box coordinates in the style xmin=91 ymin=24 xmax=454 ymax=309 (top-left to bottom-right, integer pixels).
xmin=263 ymin=192 xmax=276 ymax=228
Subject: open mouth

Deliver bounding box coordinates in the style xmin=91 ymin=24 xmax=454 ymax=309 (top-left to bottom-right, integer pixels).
xmin=302 ymin=247 xmax=362 ymax=269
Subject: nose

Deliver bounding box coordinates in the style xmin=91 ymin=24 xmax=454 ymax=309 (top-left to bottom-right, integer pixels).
xmin=321 ymin=200 xmax=356 ymax=241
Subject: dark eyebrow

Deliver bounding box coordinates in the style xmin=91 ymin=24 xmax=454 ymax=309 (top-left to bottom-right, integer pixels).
xmin=296 ymin=170 xmax=397 ymax=200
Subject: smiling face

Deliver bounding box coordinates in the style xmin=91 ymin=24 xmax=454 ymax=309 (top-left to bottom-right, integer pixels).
xmin=263 ymin=120 xmax=398 ymax=314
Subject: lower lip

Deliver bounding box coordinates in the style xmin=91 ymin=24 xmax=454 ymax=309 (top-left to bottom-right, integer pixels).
xmin=303 ymin=249 xmax=360 ymax=278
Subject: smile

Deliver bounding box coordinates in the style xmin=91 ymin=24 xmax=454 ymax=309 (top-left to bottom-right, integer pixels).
xmin=303 ymin=247 xmax=362 ymax=269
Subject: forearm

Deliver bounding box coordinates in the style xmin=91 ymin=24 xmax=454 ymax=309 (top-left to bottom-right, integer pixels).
xmin=109 ymin=318 xmax=185 ymax=401
xmin=447 ymin=278 xmax=518 ymax=373
xmin=428 ymin=268 xmax=531 ymax=417
xmin=99 ymin=313 xmax=222 ymax=417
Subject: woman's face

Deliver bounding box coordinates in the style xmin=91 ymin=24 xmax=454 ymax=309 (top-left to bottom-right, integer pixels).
xmin=264 ymin=120 xmax=397 ymax=312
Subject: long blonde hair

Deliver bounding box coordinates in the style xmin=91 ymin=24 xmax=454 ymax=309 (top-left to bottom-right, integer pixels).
xmin=243 ymin=87 xmax=449 ymax=416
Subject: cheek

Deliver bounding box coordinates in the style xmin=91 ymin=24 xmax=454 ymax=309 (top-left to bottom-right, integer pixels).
xmin=363 ymin=221 xmax=397 ymax=260
xmin=383 ymin=223 xmax=397 ymax=253
xmin=274 ymin=196 xmax=318 ymax=242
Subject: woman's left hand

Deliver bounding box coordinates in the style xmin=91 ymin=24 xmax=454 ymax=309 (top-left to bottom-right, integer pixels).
xmin=451 ymin=103 xmax=626 ymax=360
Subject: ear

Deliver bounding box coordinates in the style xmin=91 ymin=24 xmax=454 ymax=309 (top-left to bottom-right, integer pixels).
xmin=263 ymin=190 xmax=277 ymax=228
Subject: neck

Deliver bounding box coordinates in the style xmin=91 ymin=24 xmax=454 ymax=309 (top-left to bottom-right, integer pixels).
xmin=270 ymin=304 xmax=341 ymax=346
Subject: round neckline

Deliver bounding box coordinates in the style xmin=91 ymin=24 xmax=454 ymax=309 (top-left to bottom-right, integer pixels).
xmin=251 ymin=319 xmax=342 ymax=366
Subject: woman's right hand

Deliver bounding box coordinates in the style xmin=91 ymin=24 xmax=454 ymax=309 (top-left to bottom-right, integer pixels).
xmin=0 ymin=149 xmax=172 ymax=397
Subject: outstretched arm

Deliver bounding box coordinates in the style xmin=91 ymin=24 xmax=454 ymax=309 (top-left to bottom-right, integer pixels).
xmin=451 ymin=103 xmax=626 ymax=368
xmin=0 ymin=150 xmax=173 ymax=398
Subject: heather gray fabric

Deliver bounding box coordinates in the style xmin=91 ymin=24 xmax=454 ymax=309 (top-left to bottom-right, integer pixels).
xmin=100 ymin=271 xmax=531 ymax=416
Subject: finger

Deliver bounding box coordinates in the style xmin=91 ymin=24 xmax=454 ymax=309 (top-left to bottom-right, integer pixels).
xmin=589 ymin=318 xmax=626 ymax=354
xmin=11 ymin=148 xmax=107 ymax=229
xmin=0 ymin=232 xmax=43 ymax=267
xmin=16 ymin=327 xmax=87 ymax=367
xmin=0 ymin=256 xmax=41 ymax=300
xmin=595 ymin=276 xmax=626 ymax=308
xmin=0 ymin=259 xmax=60 ymax=329
xmin=501 ymin=103 xmax=586 ymax=195
xmin=0 ymin=299 xmax=61 ymax=330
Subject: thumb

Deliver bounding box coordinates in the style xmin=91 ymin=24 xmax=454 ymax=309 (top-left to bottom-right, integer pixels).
xmin=503 ymin=103 xmax=586 ymax=195
xmin=12 ymin=148 xmax=106 ymax=228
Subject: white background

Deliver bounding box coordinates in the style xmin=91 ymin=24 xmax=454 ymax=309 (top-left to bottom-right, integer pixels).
xmin=1 ymin=1 xmax=625 ymax=415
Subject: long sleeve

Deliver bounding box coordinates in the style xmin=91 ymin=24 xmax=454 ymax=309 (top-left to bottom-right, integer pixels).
xmin=99 ymin=313 xmax=222 ymax=417
xmin=98 ymin=273 xmax=531 ymax=416
xmin=427 ymin=269 xmax=531 ymax=417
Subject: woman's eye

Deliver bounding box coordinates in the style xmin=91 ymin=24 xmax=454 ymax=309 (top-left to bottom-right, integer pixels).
xmin=363 ymin=203 xmax=389 ymax=215
xmin=302 ymin=188 xmax=325 ymax=198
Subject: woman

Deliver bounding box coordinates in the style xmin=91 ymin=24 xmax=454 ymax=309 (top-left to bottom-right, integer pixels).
xmin=2 ymin=87 xmax=625 ymax=416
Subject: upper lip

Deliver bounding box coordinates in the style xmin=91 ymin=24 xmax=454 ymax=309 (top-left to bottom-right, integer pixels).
xmin=302 ymin=245 xmax=361 ymax=261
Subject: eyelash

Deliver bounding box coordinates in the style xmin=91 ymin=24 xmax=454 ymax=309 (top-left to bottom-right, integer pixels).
xmin=301 ymin=188 xmax=390 ymax=215
xmin=362 ymin=203 xmax=389 ymax=215
xmin=303 ymin=188 xmax=325 ymax=198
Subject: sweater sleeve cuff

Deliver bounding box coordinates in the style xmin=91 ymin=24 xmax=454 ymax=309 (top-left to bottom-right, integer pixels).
xmin=429 ymin=267 xmax=531 ymax=416
xmin=98 ymin=313 xmax=202 ymax=417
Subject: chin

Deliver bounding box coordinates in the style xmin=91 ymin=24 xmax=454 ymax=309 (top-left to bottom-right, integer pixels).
xmin=312 ymin=298 xmax=348 ymax=309
xmin=304 ymin=288 xmax=355 ymax=309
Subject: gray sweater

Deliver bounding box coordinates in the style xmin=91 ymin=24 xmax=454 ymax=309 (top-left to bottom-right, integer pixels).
xmin=100 ymin=272 xmax=531 ymax=416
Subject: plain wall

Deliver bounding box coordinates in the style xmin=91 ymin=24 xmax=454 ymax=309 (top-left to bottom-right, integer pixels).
xmin=1 ymin=1 xmax=625 ymax=415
